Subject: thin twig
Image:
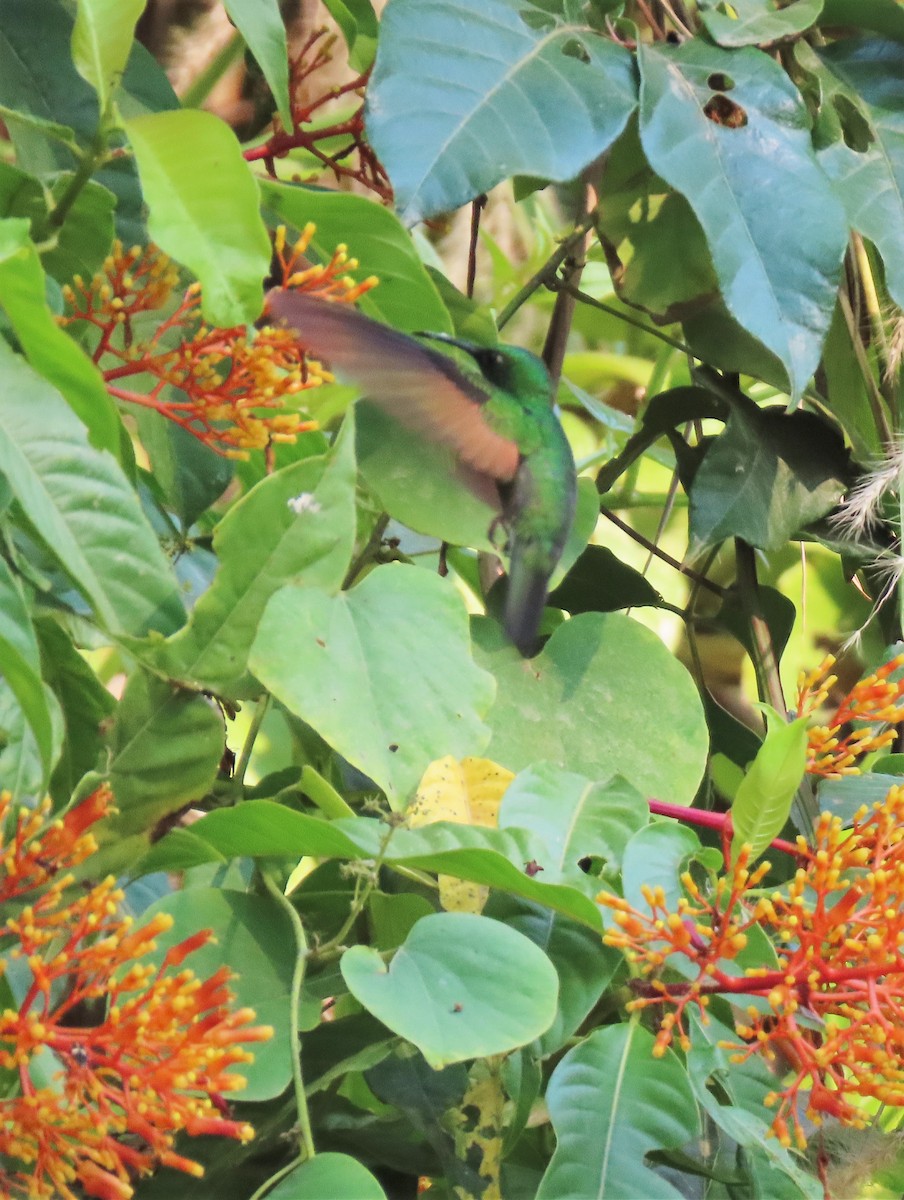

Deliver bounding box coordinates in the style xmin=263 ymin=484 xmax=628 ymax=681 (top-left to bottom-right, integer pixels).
xmin=466 ymin=195 xmax=486 ymax=300
xmin=557 ymin=283 xmax=692 ymax=355
xmin=599 ymin=506 xmax=724 ymax=596
xmin=496 ymin=219 xmax=594 ymax=330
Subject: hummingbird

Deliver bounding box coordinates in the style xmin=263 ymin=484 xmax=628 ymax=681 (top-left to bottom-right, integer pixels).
xmin=265 ymin=289 xmax=577 ymax=656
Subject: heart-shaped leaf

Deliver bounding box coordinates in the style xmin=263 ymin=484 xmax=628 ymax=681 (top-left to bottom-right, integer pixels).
xmin=341 ymin=911 xmax=558 ymax=1067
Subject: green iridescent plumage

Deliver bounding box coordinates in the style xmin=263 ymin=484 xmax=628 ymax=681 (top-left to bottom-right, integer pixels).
xmin=266 ymin=290 xmax=577 ymax=655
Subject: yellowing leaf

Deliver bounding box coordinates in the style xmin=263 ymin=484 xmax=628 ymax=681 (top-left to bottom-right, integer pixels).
xmin=452 ymin=1058 xmax=505 ymax=1200
xmin=407 ymin=756 xmax=515 ymax=912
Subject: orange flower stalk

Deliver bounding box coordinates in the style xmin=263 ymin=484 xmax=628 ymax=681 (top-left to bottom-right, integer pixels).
xmin=797 ymin=653 xmax=904 ymax=777
xmin=61 ymin=224 xmax=377 ymax=458
xmin=601 ymin=785 xmax=904 ymax=1149
xmin=0 ymin=787 xmax=272 ymax=1200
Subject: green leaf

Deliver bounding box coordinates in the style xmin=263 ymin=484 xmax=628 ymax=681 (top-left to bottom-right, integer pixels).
xmin=266 ymin=1155 xmax=387 ymax=1200
xmin=474 ymin=612 xmax=709 ymax=804
xmin=366 ymin=0 xmax=637 ymax=224
xmin=124 ymin=109 xmax=270 ymax=327
xmin=818 ymin=0 xmax=904 ymax=41
xmin=638 ymin=40 xmax=848 ymax=399
xmin=731 ymin=714 xmax=809 ymax=861
xmin=222 ymin=0 xmax=291 ymax=127
xmin=144 ymin=888 xmax=295 ymax=1100
xmin=548 ymin=544 xmax=663 ymax=614
xmin=537 ymin=1024 xmax=699 ymax=1200
xmin=40 ymin=175 xmax=117 ymax=283
xmin=0 ymin=557 xmax=56 ymax=783
xmin=250 ymin=565 xmax=496 ymax=807
xmin=37 ymin=616 xmax=115 ymax=802
xmin=71 ymin=0 xmax=146 ymax=112
xmin=489 ymin=895 xmax=620 ymax=1057
xmin=357 ymin=404 xmax=496 ymax=551
xmin=143 ymin=800 xmax=606 ymax=928
xmin=621 ymin=821 xmax=703 ymax=914
xmin=806 ymin=39 xmax=904 ymax=310
xmin=0 ymin=217 xmax=121 ymax=456
xmin=340 ymin=911 xmax=559 ymax=1067
xmin=501 ymin=764 xmax=649 ymax=880
xmin=819 ymin=773 xmax=903 ymax=822
xmin=258 ymin=182 xmax=452 ymax=332
xmin=698 ymin=0 xmax=823 ymax=47
xmin=688 ymin=406 xmax=851 ymax=554
xmin=149 ymin=418 xmax=356 ymax=697
xmin=0 ymin=338 xmax=184 ymax=636
xmin=322 ymin=0 xmax=378 ymax=70
xmin=689 ymin=1014 xmax=821 ymax=1199
xmin=90 ymin=671 xmax=224 ymax=874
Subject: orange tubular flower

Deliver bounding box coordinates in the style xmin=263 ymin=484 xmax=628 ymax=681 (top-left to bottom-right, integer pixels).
xmin=797 ymin=653 xmax=904 ymax=778
xmin=600 ymin=785 xmax=904 ymax=1150
xmin=61 ymin=224 xmax=378 ymax=459
xmin=0 ymin=787 xmax=272 ymax=1200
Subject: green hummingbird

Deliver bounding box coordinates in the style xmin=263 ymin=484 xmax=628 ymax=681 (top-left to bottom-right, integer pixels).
xmin=265 ymin=290 xmax=577 ymax=656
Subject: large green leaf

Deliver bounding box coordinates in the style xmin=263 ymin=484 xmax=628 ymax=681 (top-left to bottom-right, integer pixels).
xmin=638 ymin=40 xmax=848 ymax=400
xmin=688 ymin=406 xmax=850 ymax=554
xmin=0 ymin=338 xmax=184 ymax=636
xmin=150 ymin=418 xmax=356 ymax=697
xmin=366 ymin=0 xmax=637 ymax=224
xmin=489 ymin=895 xmax=620 ymax=1057
xmin=222 ymin=0 xmax=292 ymax=127
xmin=621 ymin=821 xmax=703 ymax=914
xmin=250 ymin=565 xmax=496 ymax=806
xmin=144 ymin=888 xmax=295 ymax=1100
xmin=124 ymin=110 xmax=271 ymax=328
xmin=71 ymin=0 xmax=146 ymax=113
xmin=818 ymin=0 xmax=904 ymax=41
xmin=806 ymin=39 xmax=904 ymax=310
xmin=689 ymin=1015 xmax=821 ymax=1199
xmin=139 ymin=800 xmax=605 ymax=929
xmin=257 ymin=181 xmax=452 ymax=333
xmin=500 ymin=764 xmax=649 ymax=880
xmin=341 ymin=911 xmax=558 ymax=1067
xmin=266 ymin=1155 xmax=386 ymax=1200
xmin=89 ymin=670 xmax=224 ymax=874
xmin=537 ymin=1024 xmax=699 ymax=1199
xmin=0 ymin=218 xmax=121 ymax=456
xmin=37 ymin=616 xmax=115 ymax=802
xmin=474 ymin=613 xmax=709 ymax=804
xmin=698 ymin=0 xmax=823 ymax=46
xmin=0 ymin=557 xmax=56 ymax=784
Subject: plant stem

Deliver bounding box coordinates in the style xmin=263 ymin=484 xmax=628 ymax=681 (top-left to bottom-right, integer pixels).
xmin=342 ymin=513 xmax=390 ymax=589
xmin=496 ymin=219 xmax=594 ymax=330
xmin=233 ymin=695 xmax=270 ymax=791
xmin=648 ymin=798 xmax=800 ymax=857
xmin=557 ymin=282 xmax=692 ymax=354
xmin=599 ymin=506 xmax=724 ymax=596
xmin=31 ymin=134 xmax=108 ymax=242
xmin=262 ymin=871 xmax=315 ymax=1164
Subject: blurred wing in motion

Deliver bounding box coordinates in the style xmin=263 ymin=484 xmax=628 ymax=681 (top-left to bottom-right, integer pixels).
xmin=265 ymin=290 xmax=521 ymax=483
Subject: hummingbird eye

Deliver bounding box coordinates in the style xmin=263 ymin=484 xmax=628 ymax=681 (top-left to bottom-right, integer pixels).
xmin=472 ymin=348 xmax=509 ymax=386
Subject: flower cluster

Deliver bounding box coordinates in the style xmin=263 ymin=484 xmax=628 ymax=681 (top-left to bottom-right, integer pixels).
xmin=797 ymin=653 xmax=904 ymax=777
xmin=61 ymin=223 xmax=377 ymax=458
xmin=0 ymin=787 xmax=271 ymax=1200
xmin=601 ymin=785 xmax=904 ymax=1149
xmin=244 ymin=27 xmax=391 ymax=201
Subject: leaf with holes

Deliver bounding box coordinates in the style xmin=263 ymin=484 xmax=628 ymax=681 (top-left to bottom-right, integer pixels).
xmin=638 ymin=40 xmax=847 ymax=400
xmin=366 ymin=0 xmax=637 ymax=224
xmin=699 ymin=0 xmax=823 ymax=47
xmin=804 ymin=40 xmax=904 ymax=310
xmin=536 ymin=1024 xmax=699 ymax=1200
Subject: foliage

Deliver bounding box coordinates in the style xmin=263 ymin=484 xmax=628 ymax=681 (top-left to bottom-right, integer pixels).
xmin=3 ymin=0 xmax=904 ymax=1198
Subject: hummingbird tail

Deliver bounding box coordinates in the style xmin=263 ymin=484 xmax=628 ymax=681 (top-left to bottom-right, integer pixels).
xmin=503 ymin=548 xmax=552 ymax=657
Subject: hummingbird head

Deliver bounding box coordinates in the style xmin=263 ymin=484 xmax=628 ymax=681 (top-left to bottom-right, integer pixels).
xmin=416 ymin=333 xmax=552 ymax=401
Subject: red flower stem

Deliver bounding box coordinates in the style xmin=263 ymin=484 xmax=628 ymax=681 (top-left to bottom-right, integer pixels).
xmin=647 ymin=798 xmax=802 ymax=857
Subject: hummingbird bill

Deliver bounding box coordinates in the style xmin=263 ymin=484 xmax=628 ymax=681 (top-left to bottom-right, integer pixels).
xmin=265 ymin=289 xmax=577 ymax=656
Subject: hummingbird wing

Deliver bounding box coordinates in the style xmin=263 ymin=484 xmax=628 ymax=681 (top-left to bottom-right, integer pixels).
xmin=266 ymin=290 xmax=521 ymax=483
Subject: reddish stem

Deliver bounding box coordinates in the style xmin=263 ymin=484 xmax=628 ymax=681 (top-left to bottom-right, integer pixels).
xmin=647 ymin=798 xmax=802 ymax=858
